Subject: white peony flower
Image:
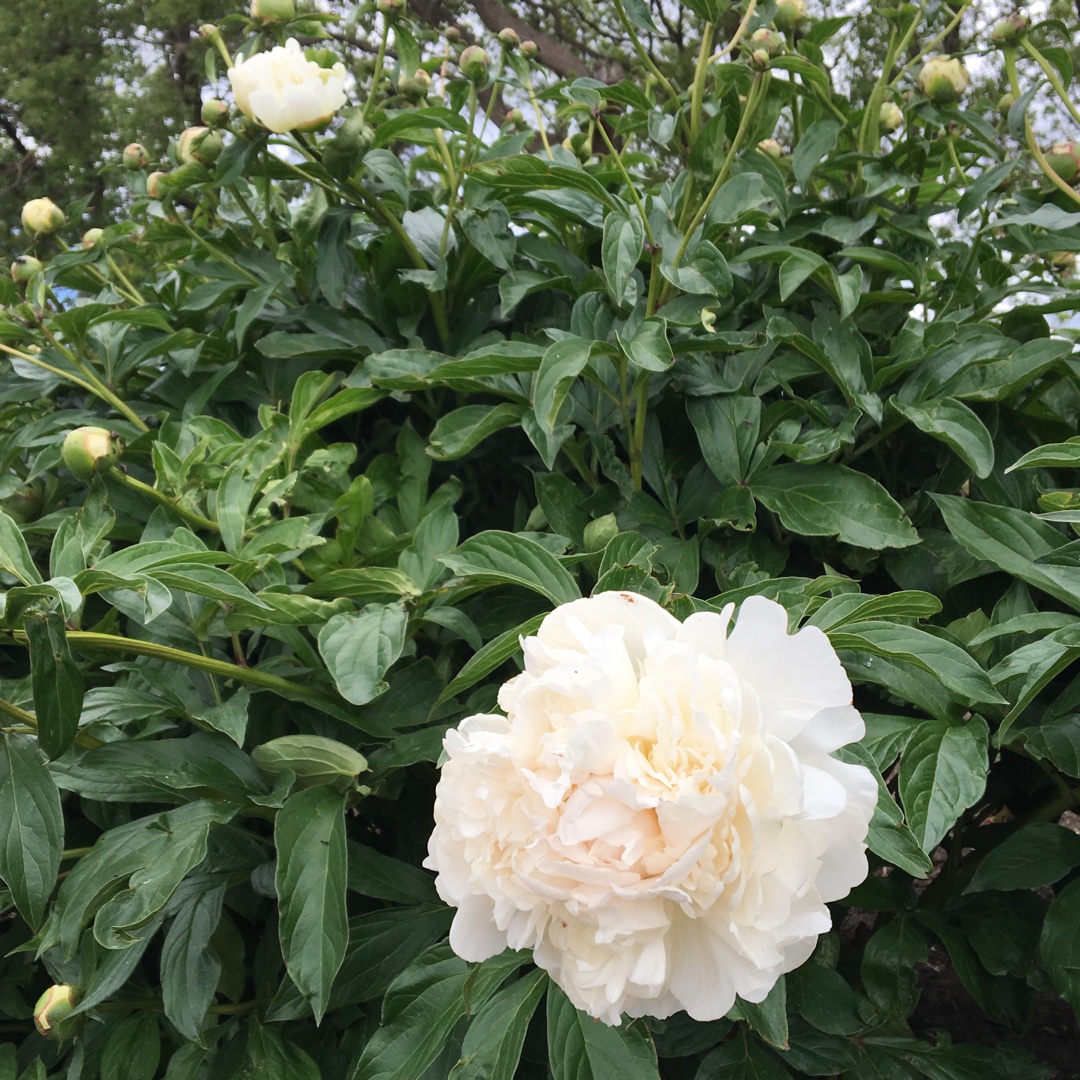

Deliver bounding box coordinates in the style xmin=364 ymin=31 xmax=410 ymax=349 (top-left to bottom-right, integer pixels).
xmin=425 ymin=591 xmax=877 ymax=1025
xmin=227 ymin=39 xmax=347 ymax=134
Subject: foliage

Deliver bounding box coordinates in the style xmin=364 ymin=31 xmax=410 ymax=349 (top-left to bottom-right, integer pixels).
xmin=1 ymin=0 xmax=1080 ymax=1077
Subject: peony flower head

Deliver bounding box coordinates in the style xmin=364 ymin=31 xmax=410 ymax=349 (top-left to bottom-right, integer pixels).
xmin=918 ymin=55 xmax=969 ymax=104
xmin=228 ymin=39 xmax=347 ymax=134
xmin=426 ymin=591 xmax=876 ymax=1025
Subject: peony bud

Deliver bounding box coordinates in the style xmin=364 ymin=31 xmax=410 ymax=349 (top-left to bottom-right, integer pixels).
xmin=33 ymin=985 xmax=78 ymax=1038
xmin=249 ymin=0 xmax=295 ymax=21
xmin=750 ymin=48 xmax=772 ymax=69
xmin=748 ymin=27 xmax=784 ymax=56
xmin=81 ymin=228 xmax=104 ymax=250
xmin=1050 ymin=251 xmax=1076 ymax=276
xmin=146 ymin=171 xmax=167 ymax=199
xmin=757 ymin=138 xmax=784 ymax=159
xmin=773 ymin=0 xmax=808 ymax=31
xmin=444 ymin=25 xmax=461 ymax=41
xmin=918 ymin=55 xmax=969 ymax=104
xmin=497 ymin=27 xmax=520 ymax=49
xmin=201 ymin=98 xmax=229 ymax=126
xmin=459 ymin=45 xmax=490 ymax=84
xmin=11 ymin=255 xmax=43 ymax=281
xmin=990 ymin=14 xmax=1028 ymax=47
xmin=177 ymin=126 xmax=224 ymax=166
xmin=21 ymin=198 xmax=65 ymax=235
xmin=376 ymin=0 xmax=406 ymax=14
xmin=997 ymin=91 xmax=1017 ymax=118
xmin=1046 ymin=141 xmax=1080 ymax=184
xmin=122 ymin=143 xmax=150 ymax=170
xmin=398 ymin=68 xmax=431 ymax=100
xmin=879 ymin=101 xmax=903 ymax=133
xmin=505 ymin=107 xmax=525 ymax=126
xmin=62 ymin=427 xmax=122 ymax=480
xmin=519 ymin=39 xmax=538 ymax=59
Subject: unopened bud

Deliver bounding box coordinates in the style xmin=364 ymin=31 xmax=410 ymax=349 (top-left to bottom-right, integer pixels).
xmin=11 ymin=255 xmax=42 ymax=281
xmin=1046 ymin=141 xmax=1080 ymax=184
xmin=997 ymin=91 xmax=1017 ymax=118
xmin=62 ymin=427 xmax=123 ymax=480
xmin=398 ymin=68 xmax=431 ymax=99
xmin=81 ymin=228 xmax=104 ymax=250
xmin=918 ymin=55 xmax=969 ymax=104
xmin=506 ymin=107 xmax=525 ymax=126
xmin=748 ymin=27 xmax=784 ymax=57
xmin=21 ymin=198 xmax=65 ymax=235
xmin=497 ymin=27 xmax=520 ymax=49
xmin=201 ymin=98 xmax=229 ymax=126
xmin=519 ymin=39 xmax=538 ymax=59
xmin=459 ymin=45 xmax=490 ymax=83
xmin=146 ymin=171 xmax=167 ymax=199
xmin=757 ymin=138 xmax=783 ymax=159
xmin=750 ymin=48 xmax=772 ymax=69
xmin=177 ymin=126 xmax=224 ymax=166
xmin=444 ymin=25 xmax=461 ymax=41
xmin=773 ymin=0 xmax=808 ymax=31
xmin=122 ymin=143 xmax=150 ymax=170
xmin=249 ymin=0 xmax=295 ymax=21
xmin=990 ymin=14 xmax=1028 ymax=47
xmin=879 ymin=101 xmax=903 ymax=133
xmin=33 ymin=985 xmax=78 ymax=1038
xmin=376 ymin=0 xmax=406 ymax=15
xmin=1050 ymin=251 xmax=1076 ymax=276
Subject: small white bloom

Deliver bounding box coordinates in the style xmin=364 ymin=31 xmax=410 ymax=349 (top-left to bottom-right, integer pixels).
xmin=228 ymin=39 xmax=347 ymax=134
xmin=426 ymin=591 xmax=876 ymax=1025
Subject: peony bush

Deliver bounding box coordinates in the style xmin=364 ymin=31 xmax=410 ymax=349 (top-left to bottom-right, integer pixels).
xmin=1 ymin=0 xmax=1080 ymax=1077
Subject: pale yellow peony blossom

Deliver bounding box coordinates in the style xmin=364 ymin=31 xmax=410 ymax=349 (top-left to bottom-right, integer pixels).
xmin=228 ymin=39 xmax=347 ymax=134
xmin=426 ymin=591 xmax=877 ymax=1025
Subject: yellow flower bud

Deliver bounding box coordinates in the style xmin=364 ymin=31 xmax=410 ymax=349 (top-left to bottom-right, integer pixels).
xmin=122 ymin=143 xmax=150 ymax=169
xmin=177 ymin=126 xmax=224 ymax=166
xmin=879 ymin=101 xmax=903 ymax=133
xmin=33 ymin=985 xmax=78 ymax=1038
xmin=757 ymin=138 xmax=784 ymax=160
xmin=81 ymin=228 xmax=104 ymax=250
xmin=918 ymin=55 xmax=969 ymax=104
xmin=249 ymin=0 xmax=295 ymax=21
xmin=774 ymin=0 xmax=808 ymax=31
xmin=21 ymin=198 xmax=65 ymax=235
xmin=62 ymin=427 xmax=123 ymax=480
xmin=11 ymin=255 xmax=43 ymax=281
xmin=201 ymin=98 xmax=229 ymax=126
xmin=459 ymin=45 xmax=490 ymax=84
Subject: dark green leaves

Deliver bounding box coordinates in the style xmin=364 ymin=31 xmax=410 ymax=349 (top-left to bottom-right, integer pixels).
xmin=27 ymin=611 xmax=84 ymax=760
xmin=440 ymin=531 xmax=580 ymax=605
xmin=275 ymin=785 xmax=348 ymax=1023
xmin=546 ymin=985 xmax=661 ymax=1080
xmin=966 ymin=823 xmax=1080 ymax=893
xmin=0 ymin=733 xmax=62 ymax=928
xmin=317 ymin=604 xmax=407 ymax=706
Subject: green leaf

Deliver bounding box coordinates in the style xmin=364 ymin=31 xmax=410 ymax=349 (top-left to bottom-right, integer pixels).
xmin=1006 ymin=439 xmax=1080 ymax=473
xmin=0 ymin=733 xmax=62 ymax=929
xmin=0 ymin=508 xmax=42 ymax=585
xmin=623 ymin=317 xmax=673 ymax=373
xmin=890 ymin=398 xmax=995 ymax=478
xmin=304 ymin=568 xmax=420 ymax=600
xmin=427 ymin=404 xmax=525 ymax=460
xmin=860 ymin=917 xmax=927 ymax=1018
xmin=100 ymin=1012 xmax=160 ymax=1080
xmin=602 ymin=211 xmax=644 ymax=305
xmin=793 ymin=119 xmax=841 ymax=191
xmin=696 ymin=1029 xmax=789 ymax=1079
xmin=27 ymin=611 xmax=84 ymax=760
xmin=352 ymin=944 xmax=524 ymax=1080
xmin=687 ymin=394 xmax=761 ymax=487
xmin=1039 ymin=877 xmax=1080 ymax=1020
xmin=275 ymin=785 xmax=348 ymax=1023
xmin=159 ymin=881 xmax=225 ymax=1044
xmin=346 ymin=841 xmax=436 ymax=904
xmin=246 ymin=1018 xmax=323 ymax=1080
xmin=533 ymin=336 xmax=592 ymax=435
xmin=899 ymin=718 xmax=989 ymax=852
xmin=546 ymin=984 xmax=661 ymax=1080
xmin=317 ymin=603 xmax=407 ymax=706
xmin=934 ymin=494 xmax=1080 ymax=612
xmin=752 ymin=465 xmax=919 ymax=549
xmin=440 ymin=531 xmax=580 ymax=605
xmin=966 ymin=822 xmax=1080 ymax=893
xmin=449 ymin=969 xmax=547 ymax=1079
xmin=728 ymin=978 xmax=788 ymax=1048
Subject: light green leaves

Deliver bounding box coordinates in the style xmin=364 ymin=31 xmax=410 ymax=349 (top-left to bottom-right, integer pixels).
xmin=0 ymin=733 xmax=63 ymax=929
xmin=602 ymin=212 xmax=644 ymax=305
xmin=275 ymin=785 xmax=348 ymax=1023
xmin=317 ymin=604 xmax=407 ymax=706
xmin=899 ymin=718 xmax=989 ymax=852
xmin=440 ymin=531 xmax=580 ymax=605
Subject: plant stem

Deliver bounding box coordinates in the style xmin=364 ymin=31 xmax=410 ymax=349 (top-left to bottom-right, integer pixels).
xmin=105 ymin=254 xmax=147 ymax=305
xmin=689 ymin=23 xmax=715 ymax=141
xmin=1022 ymin=39 xmax=1080 ymax=129
xmin=630 ymin=375 xmax=650 ymax=490
xmin=0 ymin=696 xmax=103 ymax=749
xmin=711 ymin=0 xmax=758 ymax=61
xmin=228 ymin=184 xmax=279 ymax=253
xmin=361 ymin=16 xmax=391 ymax=124
xmin=611 ymin=0 xmax=684 ymax=127
xmin=7 ymin=630 xmax=338 ymax=707
xmin=110 ymin=471 xmax=220 ymax=533
xmin=523 ymin=70 xmax=553 ymax=160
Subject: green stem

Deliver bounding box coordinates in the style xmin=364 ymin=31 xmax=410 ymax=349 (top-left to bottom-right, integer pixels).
xmin=62 ymin=847 xmax=94 ymax=860
xmin=439 ymin=84 xmax=477 ymax=264
xmin=630 ymin=375 xmax=650 ymax=490
xmin=361 ymin=17 xmax=391 ymax=124
xmin=0 ymin=696 xmax=103 ymax=749
xmin=594 ymin=122 xmax=654 ymax=248
xmin=689 ymin=23 xmax=715 ymax=142
xmin=946 ymin=137 xmax=969 ymax=184
xmin=660 ymin=72 xmax=769 ymax=307
xmin=110 ymin=471 xmax=220 ymax=533
xmin=523 ymin=70 xmax=553 ymax=160
xmin=1022 ymin=39 xmax=1080 ymax=129
xmin=228 ymin=184 xmax=279 ymax=253
xmin=712 ymin=0 xmax=758 ymax=61
xmin=172 ymin=214 xmax=261 ymax=285
xmin=7 ymin=630 xmax=339 ymax=706
xmin=859 ymin=7 xmax=922 ymax=161
xmin=105 ymin=254 xmax=147 ymax=305
xmin=611 ymin=0 xmax=684 ymax=125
